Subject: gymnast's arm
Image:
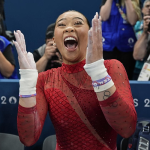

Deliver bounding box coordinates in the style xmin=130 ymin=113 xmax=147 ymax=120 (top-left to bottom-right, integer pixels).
xmin=97 ymin=60 xmax=137 ymax=138
xmin=84 ymin=13 xmax=136 ymax=138
xmin=13 ymin=30 xmax=48 ymax=146
xmin=17 ymin=72 xmax=48 ymax=146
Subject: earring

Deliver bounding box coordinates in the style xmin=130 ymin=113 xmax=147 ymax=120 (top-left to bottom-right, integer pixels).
xmin=53 ymin=43 xmax=56 ymax=46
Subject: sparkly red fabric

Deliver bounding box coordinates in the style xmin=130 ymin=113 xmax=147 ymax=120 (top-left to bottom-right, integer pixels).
xmin=17 ymin=59 xmax=137 ymax=150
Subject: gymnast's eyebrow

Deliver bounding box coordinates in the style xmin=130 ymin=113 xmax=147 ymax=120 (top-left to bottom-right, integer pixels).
xmin=57 ymin=18 xmax=67 ymax=23
xmin=57 ymin=17 xmax=84 ymax=23
xmin=73 ymin=17 xmax=84 ymax=22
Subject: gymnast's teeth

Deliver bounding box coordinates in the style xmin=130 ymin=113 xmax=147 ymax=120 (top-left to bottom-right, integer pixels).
xmin=65 ymin=37 xmax=76 ymax=41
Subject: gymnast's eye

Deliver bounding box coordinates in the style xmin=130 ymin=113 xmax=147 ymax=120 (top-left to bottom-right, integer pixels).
xmin=74 ymin=21 xmax=83 ymax=25
xmin=57 ymin=23 xmax=66 ymax=27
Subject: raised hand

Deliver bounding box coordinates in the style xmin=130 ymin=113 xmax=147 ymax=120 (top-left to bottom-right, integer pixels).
xmin=143 ymin=16 xmax=150 ymax=34
xmin=13 ymin=30 xmax=36 ymax=69
xmin=86 ymin=12 xmax=103 ymax=64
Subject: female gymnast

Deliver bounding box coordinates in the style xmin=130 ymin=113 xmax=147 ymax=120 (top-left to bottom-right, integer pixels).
xmin=13 ymin=11 xmax=137 ymax=150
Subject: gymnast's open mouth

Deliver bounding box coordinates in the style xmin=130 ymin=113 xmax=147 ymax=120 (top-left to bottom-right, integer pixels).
xmin=64 ymin=36 xmax=78 ymax=51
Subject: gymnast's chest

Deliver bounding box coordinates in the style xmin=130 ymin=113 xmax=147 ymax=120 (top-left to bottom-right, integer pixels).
xmin=43 ymin=76 xmax=102 ymax=119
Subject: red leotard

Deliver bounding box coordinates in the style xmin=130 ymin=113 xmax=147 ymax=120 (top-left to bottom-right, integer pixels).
xmin=17 ymin=59 xmax=137 ymax=150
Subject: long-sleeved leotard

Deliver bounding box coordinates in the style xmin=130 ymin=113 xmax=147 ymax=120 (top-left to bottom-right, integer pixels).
xmin=17 ymin=59 xmax=137 ymax=150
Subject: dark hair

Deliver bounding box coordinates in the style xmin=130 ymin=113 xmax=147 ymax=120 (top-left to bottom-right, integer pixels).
xmin=45 ymin=23 xmax=55 ymax=40
xmin=55 ymin=10 xmax=91 ymax=28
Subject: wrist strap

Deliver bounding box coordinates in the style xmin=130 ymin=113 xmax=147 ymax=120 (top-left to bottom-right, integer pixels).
xmin=84 ymin=59 xmax=114 ymax=92
xmin=19 ymin=94 xmax=36 ymax=98
xmin=19 ymin=69 xmax=38 ymax=95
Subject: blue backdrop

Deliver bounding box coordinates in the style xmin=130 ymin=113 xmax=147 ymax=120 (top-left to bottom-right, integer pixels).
xmin=4 ymin=0 xmax=101 ymax=52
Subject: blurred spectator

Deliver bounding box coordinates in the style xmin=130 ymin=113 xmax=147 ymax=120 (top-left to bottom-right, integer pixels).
xmin=33 ymin=23 xmax=62 ymax=73
xmin=0 ymin=0 xmax=6 ymax=36
xmin=0 ymin=0 xmax=15 ymax=42
xmin=0 ymin=35 xmax=18 ymax=79
xmin=133 ymin=0 xmax=150 ymax=80
xmin=100 ymin=0 xmax=141 ymax=80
